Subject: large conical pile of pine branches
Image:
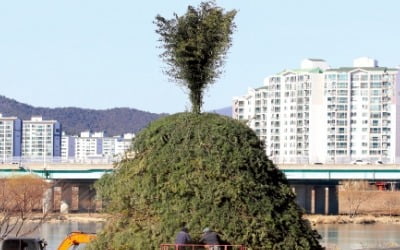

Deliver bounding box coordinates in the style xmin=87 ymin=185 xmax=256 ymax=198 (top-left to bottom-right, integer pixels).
xmin=88 ymin=113 xmax=321 ymax=249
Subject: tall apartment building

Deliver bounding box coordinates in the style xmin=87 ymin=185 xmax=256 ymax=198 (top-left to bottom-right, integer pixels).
xmin=102 ymin=137 xmax=116 ymax=158
xmin=324 ymin=57 xmax=400 ymax=163
xmin=0 ymin=114 xmax=22 ymax=162
xmin=61 ymin=132 xmax=76 ymax=160
xmin=114 ymin=133 xmax=134 ymax=157
xmin=74 ymin=131 xmax=103 ymax=160
xmin=61 ymin=131 xmax=134 ymax=161
xmin=232 ymin=91 xmax=255 ymax=121
xmin=22 ymin=116 xmax=62 ymax=160
xmin=233 ymin=59 xmax=329 ymax=163
xmin=0 ymin=114 xmax=133 ymax=162
xmin=233 ymin=58 xmax=400 ymax=164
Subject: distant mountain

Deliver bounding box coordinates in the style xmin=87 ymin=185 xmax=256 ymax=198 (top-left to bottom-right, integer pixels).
xmin=208 ymin=106 xmax=232 ymax=117
xmin=0 ymin=95 xmax=166 ymax=136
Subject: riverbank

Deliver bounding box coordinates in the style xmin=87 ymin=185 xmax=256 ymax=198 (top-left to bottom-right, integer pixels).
xmin=44 ymin=213 xmax=109 ymax=223
xmin=305 ymin=214 xmax=400 ymax=225
xmin=42 ymin=212 xmax=400 ymax=225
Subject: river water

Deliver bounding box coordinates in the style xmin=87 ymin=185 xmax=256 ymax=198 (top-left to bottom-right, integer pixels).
xmin=316 ymin=224 xmax=400 ymax=249
xmin=14 ymin=222 xmax=400 ymax=249
xmin=20 ymin=221 xmax=104 ymax=249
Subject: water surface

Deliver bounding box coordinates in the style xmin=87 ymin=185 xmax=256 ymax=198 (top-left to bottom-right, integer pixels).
xmin=22 ymin=221 xmax=104 ymax=249
xmin=12 ymin=221 xmax=400 ymax=249
xmin=316 ymin=223 xmax=400 ymax=249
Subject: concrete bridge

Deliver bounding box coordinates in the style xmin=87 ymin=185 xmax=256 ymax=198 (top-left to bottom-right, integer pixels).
xmin=1 ymin=162 xmax=399 ymax=214
xmin=2 ymin=162 xmax=397 ymax=180
xmin=279 ymin=164 xmax=400 ymax=215
xmin=280 ymin=163 xmax=400 ymax=180
xmin=0 ymin=162 xmax=113 ymax=213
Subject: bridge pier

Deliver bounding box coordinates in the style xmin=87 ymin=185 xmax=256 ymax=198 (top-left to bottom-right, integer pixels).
xmin=291 ymin=181 xmax=338 ymax=215
xmin=71 ymin=186 xmax=79 ymax=211
xmin=53 ymin=186 xmax=61 ymax=212
xmin=42 ymin=184 xmax=53 ymax=214
xmin=47 ymin=180 xmax=100 ymax=213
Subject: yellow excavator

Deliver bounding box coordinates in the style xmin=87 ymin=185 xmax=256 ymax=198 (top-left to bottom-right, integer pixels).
xmin=0 ymin=231 xmax=96 ymax=250
xmin=57 ymin=231 xmax=96 ymax=250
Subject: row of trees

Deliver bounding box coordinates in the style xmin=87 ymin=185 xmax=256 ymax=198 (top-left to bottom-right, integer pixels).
xmin=0 ymin=175 xmax=49 ymax=239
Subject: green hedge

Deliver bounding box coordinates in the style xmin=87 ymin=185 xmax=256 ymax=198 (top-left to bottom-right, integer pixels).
xmin=88 ymin=113 xmax=321 ymax=250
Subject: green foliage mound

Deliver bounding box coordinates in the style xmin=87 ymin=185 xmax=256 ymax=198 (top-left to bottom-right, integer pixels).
xmin=88 ymin=113 xmax=321 ymax=249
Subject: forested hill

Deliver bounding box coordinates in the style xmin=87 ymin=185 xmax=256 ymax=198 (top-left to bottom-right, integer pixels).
xmin=0 ymin=95 xmax=166 ymax=136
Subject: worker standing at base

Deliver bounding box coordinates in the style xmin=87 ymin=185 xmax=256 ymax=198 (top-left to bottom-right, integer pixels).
xmin=200 ymin=227 xmax=221 ymax=250
xmin=175 ymin=226 xmax=191 ymax=250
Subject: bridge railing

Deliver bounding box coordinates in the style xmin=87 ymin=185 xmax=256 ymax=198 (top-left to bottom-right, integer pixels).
xmin=269 ymin=156 xmax=393 ymax=165
xmin=0 ymin=156 xmax=116 ymax=165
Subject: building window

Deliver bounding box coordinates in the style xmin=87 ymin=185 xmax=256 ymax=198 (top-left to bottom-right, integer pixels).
xmin=371 ymin=74 xmax=382 ymax=81
xmin=327 ymin=74 xmax=337 ymax=80
xmin=338 ymin=74 xmax=348 ymax=81
xmin=370 ymin=128 xmax=381 ymax=134
xmin=370 ymin=82 xmax=382 ymax=88
xmin=371 ymin=90 xmax=381 ymax=96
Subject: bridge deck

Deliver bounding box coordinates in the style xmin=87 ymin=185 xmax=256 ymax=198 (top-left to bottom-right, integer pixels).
xmin=279 ymin=164 xmax=400 ymax=180
xmin=1 ymin=163 xmax=400 ymax=180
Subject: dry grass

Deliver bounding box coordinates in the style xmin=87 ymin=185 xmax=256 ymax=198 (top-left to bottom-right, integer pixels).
xmin=305 ymin=214 xmax=400 ymax=225
xmin=43 ymin=212 xmax=109 ymax=223
xmin=339 ymin=190 xmax=400 ymax=215
xmin=301 ymin=189 xmax=400 ymax=226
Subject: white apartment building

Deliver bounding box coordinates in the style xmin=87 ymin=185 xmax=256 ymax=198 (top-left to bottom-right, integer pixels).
xmin=0 ymin=114 xmax=22 ymax=162
xmin=324 ymin=57 xmax=400 ymax=163
xmin=61 ymin=131 xmax=134 ymax=161
xmin=0 ymin=114 xmax=134 ymax=163
xmin=74 ymin=131 xmax=103 ymax=160
xmin=102 ymin=137 xmax=116 ymax=158
xmin=234 ymin=59 xmax=329 ymax=163
xmin=22 ymin=116 xmax=62 ymax=160
xmin=61 ymin=132 xmax=76 ymax=160
xmin=114 ymin=133 xmax=134 ymax=157
xmin=232 ymin=92 xmax=255 ymax=122
xmin=233 ymin=58 xmax=400 ymax=164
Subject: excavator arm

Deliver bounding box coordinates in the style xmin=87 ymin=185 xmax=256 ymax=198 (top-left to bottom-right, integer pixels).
xmin=57 ymin=231 xmax=96 ymax=250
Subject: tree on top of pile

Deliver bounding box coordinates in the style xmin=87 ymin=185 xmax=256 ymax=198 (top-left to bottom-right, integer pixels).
xmin=155 ymin=1 xmax=236 ymax=114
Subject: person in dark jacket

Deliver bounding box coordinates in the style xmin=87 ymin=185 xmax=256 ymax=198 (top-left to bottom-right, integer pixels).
xmin=200 ymin=227 xmax=221 ymax=250
xmin=175 ymin=226 xmax=191 ymax=249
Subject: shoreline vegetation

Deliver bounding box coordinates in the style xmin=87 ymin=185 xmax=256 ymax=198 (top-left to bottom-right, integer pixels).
xmin=305 ymin=214 xmax=400 ymax=225
xmin=43 ymin=213 xmax=109 ymax=223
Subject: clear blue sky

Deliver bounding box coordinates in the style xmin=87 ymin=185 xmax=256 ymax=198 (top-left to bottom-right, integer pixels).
xmin=1 ymin=0 xmax=399 ymax=114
